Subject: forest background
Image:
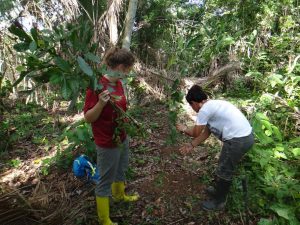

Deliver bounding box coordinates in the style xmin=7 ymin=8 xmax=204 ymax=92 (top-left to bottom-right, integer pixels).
xmin=0 ymin=0 xmax=299 ymax=224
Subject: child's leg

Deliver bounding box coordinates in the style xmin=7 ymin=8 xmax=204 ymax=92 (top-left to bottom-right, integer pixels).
xmin=202 ymin=133 xmax=254 ymax=211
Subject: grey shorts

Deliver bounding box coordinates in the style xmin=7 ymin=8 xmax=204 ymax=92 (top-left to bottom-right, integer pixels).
xmin=216 ymin=133 xmax=254 ymax=181
xmin=95 ymin=138 xmax=129 ymax=197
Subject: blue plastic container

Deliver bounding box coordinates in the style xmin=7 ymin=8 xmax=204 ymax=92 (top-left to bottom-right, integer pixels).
xmin=73 ymin=155 xmax=100 ymax=184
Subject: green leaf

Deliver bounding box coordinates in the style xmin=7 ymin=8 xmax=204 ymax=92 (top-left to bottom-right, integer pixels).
xmin=62 ymin=80 xmax=71 ymax=99
xmin=29 ymin=41 xmax=37 ymax=52
xmin=8 ymin=24 xmax=32 ymax=43
xmin=289 ymin=137 xmax=300 ymax=144
xmin=258 ymin=218 xmax=273 ymax=225
xmin=291 ymin=76 xmax=300 ymax=83
xmin=49 ymin=70 xmax=63 ymax=84
xmin=30 ymin=28 xmax=39 ymax=42
xmin=77 ymin=56 xmax=93 ymax=77
xmin=110 ymin=95 xmax=122 ymax=101
xmin=274 ymin=151 xmax=287 ymax=159
xmin=265 ymin=130 xmax=272 ymax=136
xmin=255 ymin=113 xmax=269 ymax=121
xmin=272 ymin=126 xmax=282 ymax=141
xmin=54 ymin=57 xmax=71 ymax=72
xmin=270 ymin=204 xmax=291 ymax=220
xmin=84 ymin=52 xmax=100 ymax=63
xmin=16 ymin=66 xmax=26 ymax=72
xmin=107 ymin=86 xmax=115 ymax=93
xmin=291 ymin=148 xmax=300 ymax=157
xmin=268 ymin=73 xmax=284 ymax=88
xmin=13 ymin=42 xmax=30 ymax=52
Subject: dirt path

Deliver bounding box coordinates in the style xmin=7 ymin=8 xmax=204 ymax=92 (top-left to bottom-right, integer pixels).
xmin=0 ymin=102 xmax=256 ymax=225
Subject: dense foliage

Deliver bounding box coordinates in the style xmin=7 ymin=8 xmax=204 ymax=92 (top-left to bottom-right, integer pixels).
xmin=1 ymin=0 xmax=299 ymax=224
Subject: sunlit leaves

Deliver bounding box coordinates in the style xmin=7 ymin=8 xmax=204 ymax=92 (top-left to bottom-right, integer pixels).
xmin=252 ymin=112 xmax=283 ymax=144
xmin=268 ymin=73 xmax=284 ymax=88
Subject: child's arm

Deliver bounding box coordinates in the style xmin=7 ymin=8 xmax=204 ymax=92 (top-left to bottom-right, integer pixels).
xmin=191 ymin=126 xmax=211 ymax=147
xmin=179 ymin=126 xmax=210 ymax=155
xmin=177 ymin=124 xmax=207 ymax=137
xmin=84 ymin=90 xmax=110 ymax=123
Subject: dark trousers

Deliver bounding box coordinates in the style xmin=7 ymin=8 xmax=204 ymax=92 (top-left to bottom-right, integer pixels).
xmin=216 ymin=133 xmax=254 ymax=181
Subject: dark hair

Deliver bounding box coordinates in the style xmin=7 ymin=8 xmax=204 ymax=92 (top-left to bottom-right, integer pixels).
xmin=104 ymin=47 xmax=135 ymax=69
xmin=186 ymin=85 xmax=208 ymax=104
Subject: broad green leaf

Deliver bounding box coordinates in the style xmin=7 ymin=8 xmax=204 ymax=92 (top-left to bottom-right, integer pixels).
xmin=270 ymin=204 xmax=291 ymax=220
xmin=261 ymin=120 xmax=273 ymax=132
xmin=29 ymin=41 xmax=37 ymax=52
xmin=258 ymin=218 xmax=273 ymax=225
xmin=291 ymin=148 xmax=300 ymax=157
xmin=84 ymin=52 xmax=100 ymax=63
xmin=291 ymin=76 xmax=300 ymax=83
xmin=272 ymin=126 xmax=282 ymax=141
xmin=255 ymin=113 xmax=269 ymax=121
xmin=30 ymin=28 xmax=38 ymax=42
xmin=77 ymin=56 xmax=93 ymax=77
xmin=16 ymin=66 xmax=26 ymax=72
xmin=62 ymin=80 xmax=71 ymax=99
xmin=95 ymin=83 xmax=103 ymax=92
xmin=48 ymin=69 xmax=63 ymax=84
xmin=54 ymin=57 xmax=71 ymax=72
xmin=69 ymin=79 xmax=80 ymax=92
xmin=8 ymin=24 xmax=32 ymax=43
xmin=76 ymin=127 xmax=85 ymax=141
xmin=274 ymin=151 xmax=287 ymax=159
xmin=265 ymin=130 xmax=272 ymax=136
xmin=14 ymin=42 xmax=30 ymax=52
xmin=289 ymin=137 xmax=300 ymax=143
xmin=268 ymin=73 xmax=284 ymax=88
xmin=166 ymin=55 xmax=176 ymax=69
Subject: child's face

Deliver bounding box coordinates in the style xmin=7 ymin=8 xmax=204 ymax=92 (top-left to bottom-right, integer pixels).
xmin=107 ymin=64 xmax=132 ymax=82
xmin=115 ymin=64 xmax=132 ymax=76
xmin=190 ymin=101 xmax=200 ymax=112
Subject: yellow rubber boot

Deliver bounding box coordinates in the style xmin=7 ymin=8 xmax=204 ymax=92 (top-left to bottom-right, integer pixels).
xmin=111 ymin=182 xmax=139 ymax=202
xmin=96 ymin=196 xmax=117 ymax=225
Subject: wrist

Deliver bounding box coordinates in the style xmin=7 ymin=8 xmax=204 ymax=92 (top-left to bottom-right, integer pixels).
xmin=97 ymin=101 xmax=105 ymax=109
xmin=190 ymin=142 xmax=195 ymax=148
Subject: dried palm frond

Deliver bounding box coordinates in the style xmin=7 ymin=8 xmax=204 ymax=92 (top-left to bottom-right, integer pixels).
xmin=0 ymin=185 xmax=43 ymax=225
xmin=59 ymin=0 xmax=80 ymax=18
xmin=95 ymin=0 xmax=124 ymax=47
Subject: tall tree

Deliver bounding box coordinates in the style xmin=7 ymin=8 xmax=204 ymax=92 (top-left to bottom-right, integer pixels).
xmin=122 ymin=0 xmax=138 ymax=49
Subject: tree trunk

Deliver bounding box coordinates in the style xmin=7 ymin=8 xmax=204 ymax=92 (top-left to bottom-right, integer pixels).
xmin=122 ymin=0 xmax=138 ymax=49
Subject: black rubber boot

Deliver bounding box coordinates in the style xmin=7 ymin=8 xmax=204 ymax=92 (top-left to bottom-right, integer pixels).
xmin=202 ymin=178 xmax=232 ymax=211
xmin=204 ymin=186 xmax=216 ymax=197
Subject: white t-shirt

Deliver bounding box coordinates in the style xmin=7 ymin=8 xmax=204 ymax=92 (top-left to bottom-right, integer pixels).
xmin=196 ymin=100 xmax=252 ymax=141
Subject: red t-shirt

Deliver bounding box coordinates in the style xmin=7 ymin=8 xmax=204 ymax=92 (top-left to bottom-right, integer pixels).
xmin=84 ymin=76 xmax=127 ymax=148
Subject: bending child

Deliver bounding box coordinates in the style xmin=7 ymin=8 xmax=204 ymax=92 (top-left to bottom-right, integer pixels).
xmin=177 ymin=85 xmax=254 ymax=211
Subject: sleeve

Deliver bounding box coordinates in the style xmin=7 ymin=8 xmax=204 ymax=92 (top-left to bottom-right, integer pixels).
xmin=83 ymin=89 xmax=98 ymax=114
xmin=196 ymin=110 xmax=210 ymax=125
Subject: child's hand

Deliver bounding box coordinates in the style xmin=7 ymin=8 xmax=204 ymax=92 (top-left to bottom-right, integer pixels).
xmin=98 ymin=90 xmax=110 ymax=107
xmin=179 ymin=143 xmax=194 ymax=155
xmin=176 ymin=123 xmax=187 ymax=133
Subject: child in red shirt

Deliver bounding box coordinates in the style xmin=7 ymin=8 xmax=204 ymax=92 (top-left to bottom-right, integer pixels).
xmin=84 ymin=47 xmax=138 ymax=225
